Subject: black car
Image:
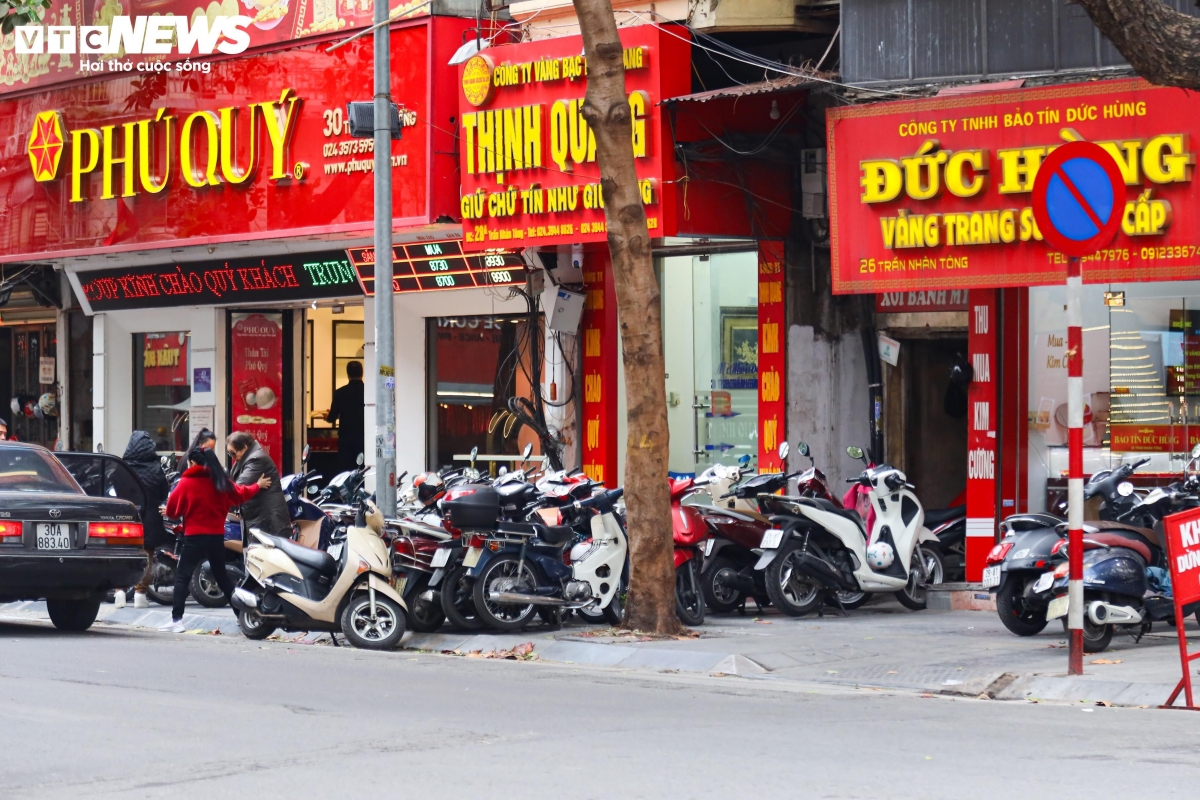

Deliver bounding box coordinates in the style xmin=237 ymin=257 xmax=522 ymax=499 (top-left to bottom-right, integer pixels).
xmin=0 ymin=443 xmax=146 ymax=631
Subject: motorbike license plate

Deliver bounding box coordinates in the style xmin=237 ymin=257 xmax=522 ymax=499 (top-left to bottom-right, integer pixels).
xmin=463 ymin=547 xmax=482 ymax=568
xmin=1046 ymin=594 xmax=1069 ymax=621
xmin=430 ymin=548 xmax=451 ymax=569
xmin=36 ymin=523 xmax=72 ymax=550
xmin=981 ymin=566 xmax=1001 ymax=588
xmin=760 ymin=529 xmax=784 ymax=549
xmin=703 ymin=539 xmax=715 ymax=557
xmin=1031 ymin=572 xmax=1054 ymax=594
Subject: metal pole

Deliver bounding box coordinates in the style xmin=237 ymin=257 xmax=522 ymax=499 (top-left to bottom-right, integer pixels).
xmin=1067 ymin=256 xmax=1084 ymax=675
xmin=373 ymin=0 xmax=396 ymax=514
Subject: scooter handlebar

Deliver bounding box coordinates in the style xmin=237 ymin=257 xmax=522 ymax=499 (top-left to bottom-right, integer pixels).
xmin=573 ymin=487 xmax=624 ymax=511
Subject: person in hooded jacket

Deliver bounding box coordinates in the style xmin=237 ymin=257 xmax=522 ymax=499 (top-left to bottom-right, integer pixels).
xmin=124 ymin=431 xmax=172 ymax=608
xmin=159 ymin=447 xmax=270 ymax=632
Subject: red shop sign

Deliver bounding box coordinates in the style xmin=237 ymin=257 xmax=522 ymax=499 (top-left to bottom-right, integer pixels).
xmin=1 ymin=18 xmax=472 ymax=264
xmin=143 ymin=332 xmax=188 ymax=386
xmin=229 ymin=312 xmax=284 ymax=473
xmin=456 ymin=24 xmax=690 ymax=252
xmin=827 ymin=79 xmax=1200 ymax=295
xmin=1161 ymin=506 xmax=1200 ymax=709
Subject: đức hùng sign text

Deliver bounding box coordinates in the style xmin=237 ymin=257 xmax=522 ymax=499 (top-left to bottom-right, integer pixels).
xmin=456 ymin=24 xmax=690 ymax=252
xmin=825 ymin=79 xmax=1200 ymax=295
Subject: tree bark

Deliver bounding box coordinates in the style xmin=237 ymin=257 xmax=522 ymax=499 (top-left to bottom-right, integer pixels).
xmin=1074 ymin=0 xmax=1200 ymax=89
xmin=571 ymin=0 xmax=683 ymax=634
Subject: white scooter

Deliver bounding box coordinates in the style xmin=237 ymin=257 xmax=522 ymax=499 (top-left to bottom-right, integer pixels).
xmin=754 ymin=445 xmax=936 ymax=616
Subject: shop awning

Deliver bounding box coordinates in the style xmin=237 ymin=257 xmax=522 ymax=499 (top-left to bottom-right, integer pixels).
xmin=662 ymin=74 xmax=817 ymax=105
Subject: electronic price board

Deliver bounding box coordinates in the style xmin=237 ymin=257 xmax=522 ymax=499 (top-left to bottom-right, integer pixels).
xmin=347 ymin=240 xmax=527 ymax=295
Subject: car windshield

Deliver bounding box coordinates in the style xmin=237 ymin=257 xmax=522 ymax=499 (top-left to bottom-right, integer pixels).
xmin=0 ymin=449 xmax=83 ymax=493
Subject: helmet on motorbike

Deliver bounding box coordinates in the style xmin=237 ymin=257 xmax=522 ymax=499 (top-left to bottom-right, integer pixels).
xmin=412 ymin=472 xmax=445 ymax=505
xmin=866 ymin=542 xmax=895 ymax=570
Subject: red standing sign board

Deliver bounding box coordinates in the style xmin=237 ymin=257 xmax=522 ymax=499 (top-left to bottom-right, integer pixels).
xmin=1163 ymin=506 xmax=1200 ymax=708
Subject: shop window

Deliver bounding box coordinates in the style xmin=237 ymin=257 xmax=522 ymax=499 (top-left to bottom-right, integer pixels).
xmin=660 ymin=252 xmax=760 ymax=476
xmin=333 ymin=321 xmax=365 ymax=391
xmin=133 ymin=331 xmax=190 ymax=455
xmin=2 ymin=324 xmax=59 ymax=448
xmin=429 ymin=316 xmax=542 ymax=472
xmin=1028 ymin=281 xmax=1200 ymax=511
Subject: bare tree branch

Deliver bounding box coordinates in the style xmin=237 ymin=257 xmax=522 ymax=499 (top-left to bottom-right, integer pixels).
xmin=1074 ymin=0 xmax=1200 ymax=89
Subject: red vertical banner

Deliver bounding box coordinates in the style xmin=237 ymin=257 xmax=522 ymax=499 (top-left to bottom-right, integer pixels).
xmin=998 ymin=289 xmax=1030 ymax=516
xmin=966 ymin=290 xmax=998 ymax=582
xmin=230 ymin=312 xmax=285 ymax=473
xmin=757 ymin=241 xmax=786 ymax=472
xmin=580 ymin=248 xmax=618 ymax=486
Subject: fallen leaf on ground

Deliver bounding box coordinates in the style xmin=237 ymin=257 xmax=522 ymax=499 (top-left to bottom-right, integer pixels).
xmin=466 ymin=650 xmax=484 ymax=658
xmin=977 ymin=692 xmax=992 ymax=700
xmin=1090 ymin=658 xmax=1122 ymax=665
xmin=887 ymin=670 xmax=899 ymax=674
xmin=513 ymin=642 xmax=535 ymax=656
xmin=754 ymin=620 xmax=773 ymax=625
xmin=1095 ymin=700 xmax=1113 ymax=707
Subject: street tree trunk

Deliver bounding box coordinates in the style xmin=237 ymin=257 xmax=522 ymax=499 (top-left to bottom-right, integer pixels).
xmin=1074 ymin=0 xmax=1200 ymax=89
xmin=571 ymin=0 xmax=683 ymax=635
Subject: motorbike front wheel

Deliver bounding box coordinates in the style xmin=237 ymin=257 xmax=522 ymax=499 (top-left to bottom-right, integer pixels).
xmin=895 ymin=549 xmax=929 ymax=611
xmin=340 ymin=592 xmax=406 ymax=650
xmin=472 ymin=554 xmax=541 ymax=632
xmin=439 ymin=565 xmax=485 ymax=631
xmin=405 ymin=575 xmax=446 ymax=634
xmin=190 ymin=560 xmax=244 ymax=608
xmin=764 ymin=541 xmax=823 ymax=617
xmin=701 ymin=556 xmax=745 ymax=614
xmin=675 ymin=557 xmax=705 ymax=626
xmin=919 ymin=546 xmax=945 ymax=586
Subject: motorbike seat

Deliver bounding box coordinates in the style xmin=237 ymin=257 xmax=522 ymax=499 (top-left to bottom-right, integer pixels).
xmin=806 ymin=497 xmax=866 ymax=531
xmin=265 ymin=534 xmax=338 ymax=575
xmin=923 ymin=505 xmax=965 ymax=526
xmin=1087 ymin=521 xmax=1162 ymax=552
xmin=496 ymin=522 xmax=576 ymax=546
xmin=1082 ymin=530 xmax=1153 ymax=563
xmin=497 ymin=482 xmax=536 ymax=500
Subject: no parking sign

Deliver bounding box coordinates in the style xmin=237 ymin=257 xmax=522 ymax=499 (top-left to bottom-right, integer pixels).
xmin=1031 ymin=141 xmax=1126 ymax=257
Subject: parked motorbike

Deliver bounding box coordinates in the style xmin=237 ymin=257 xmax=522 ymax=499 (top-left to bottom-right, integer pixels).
xmin=1039 ymin=450 xmax=1200 ymax=652
xmin=189 ymin=520 xmax=247 ymax=608
xmin=755 ymin=445 xmax=937 ymax=616
xmin=670 ymin=477 xmax=708 ymax=626
xmin=469 ymin=487 xmax=628 ymax=631
xmin=145 ymin=519 xmax=184 ymax=606
xmin=985 ymin=456 xmax=1151 ymax=638
xmin=283 ymin=445 xmax=339 ymax=550
xmin=232 ymin=499 xmax=408 ymax=649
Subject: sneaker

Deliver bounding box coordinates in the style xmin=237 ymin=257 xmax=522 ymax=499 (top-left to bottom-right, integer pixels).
xmin=133 ymin=592 xmax=149 ymax=609
xmin=113 ymin=590 xmax=127 ymax=609
xmin=157 ymin=620 xmax=186 ymax=633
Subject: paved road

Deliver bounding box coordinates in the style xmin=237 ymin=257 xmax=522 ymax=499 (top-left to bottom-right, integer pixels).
xmin=2 ymin=618 xmax=1198 ymax=799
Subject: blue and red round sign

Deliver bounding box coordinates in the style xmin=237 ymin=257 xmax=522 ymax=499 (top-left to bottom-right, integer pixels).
xmin=1031 ymin=141 xmax=1126 ymax=258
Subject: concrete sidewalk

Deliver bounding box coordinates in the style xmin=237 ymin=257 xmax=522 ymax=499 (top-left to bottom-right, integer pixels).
xmin=6 ymin=594 xmax=1197 ymax=708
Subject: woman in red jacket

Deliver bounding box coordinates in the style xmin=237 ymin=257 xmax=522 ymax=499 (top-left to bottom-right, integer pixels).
xmin=160 ymin=447 xmax=271 ymax=632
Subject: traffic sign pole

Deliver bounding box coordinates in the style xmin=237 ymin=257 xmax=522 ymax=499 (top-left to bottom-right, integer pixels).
xmin=1066 ymin=256 xmax=1084 ymax=675
xmin=1030 ymin=140 xmax=1127 ymax=678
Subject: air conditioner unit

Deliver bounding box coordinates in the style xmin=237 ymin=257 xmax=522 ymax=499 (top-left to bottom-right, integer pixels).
xmin=800 ymin=148 xmax=827 ymax=219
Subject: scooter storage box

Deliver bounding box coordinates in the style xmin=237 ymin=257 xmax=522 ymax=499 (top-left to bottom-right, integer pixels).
xmin=446 ymin=485 xmax=501 ymax=530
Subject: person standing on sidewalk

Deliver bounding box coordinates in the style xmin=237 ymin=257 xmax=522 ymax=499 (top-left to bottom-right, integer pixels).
xmin=123 ymin=431 xmax=171 ymax=609
xmin=226 ymin=432 xmax=290 ymax=537
xmin=159 ymin=447 xmax=270 ymax=633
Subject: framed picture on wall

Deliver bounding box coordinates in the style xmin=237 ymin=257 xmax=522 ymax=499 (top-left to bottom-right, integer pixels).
xmin=719 ymin=308 xmax=758 ymax=390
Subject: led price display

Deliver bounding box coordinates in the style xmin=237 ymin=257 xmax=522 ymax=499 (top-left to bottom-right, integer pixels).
xmin=347 ymin=241 xmax=526 ymax=295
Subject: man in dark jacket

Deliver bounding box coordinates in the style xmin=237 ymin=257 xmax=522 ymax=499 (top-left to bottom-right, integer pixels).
xmin=325 ymin=360 xmax=365 ymax=474
xmin=125 ymin=431 xmax=171 ymax=608
xmin=226 ymin=431 xmax=291 ymax=536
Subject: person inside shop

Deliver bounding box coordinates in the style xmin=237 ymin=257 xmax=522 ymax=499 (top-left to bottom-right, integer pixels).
xmin=123 ymin=431 xmax=171 ymax=609
xmin=325 ymin=360 xmax=365 ymax=473
xmin=226 ymin=431 xmax=291 ymax=537
xmin=159 ymin=447 xmax=269 ymax=633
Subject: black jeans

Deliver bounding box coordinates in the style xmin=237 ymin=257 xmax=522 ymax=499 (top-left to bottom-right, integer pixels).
xmin=172 ymin=535 xmax=234 ymax=621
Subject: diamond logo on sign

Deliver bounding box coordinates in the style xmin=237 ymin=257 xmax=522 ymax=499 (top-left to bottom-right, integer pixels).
xmin=1031 ymin=141 xmax=1126 ymax=258
xmin=28 ymin=111 xmax=65 ymax=182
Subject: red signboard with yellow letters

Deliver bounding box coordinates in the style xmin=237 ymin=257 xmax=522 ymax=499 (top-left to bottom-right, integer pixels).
xmin=456 ymin=25 xmax=690 ymax=252
xmin=826 ymin=79 xmax=1200 ymax=294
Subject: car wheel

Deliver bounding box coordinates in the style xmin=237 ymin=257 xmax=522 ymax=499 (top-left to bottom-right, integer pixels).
xmin=46 ymin=598 xmax=100 ymax=632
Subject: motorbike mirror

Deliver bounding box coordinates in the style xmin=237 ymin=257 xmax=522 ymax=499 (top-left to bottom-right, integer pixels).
xmin=470 ymin=445 xmax=479 ymax=466
xmin=847 ymin=446 xmax=865 ymax=462
xmin=307 ymin=484 xmax=319 ymax=496
xmin=738 ymin=454 xmax=751 ymax=465
xmin=301 ymin=444 xmax=310 ymax=463
xmin=798 ymin=441 xmax=810 ymax=458
xmin=1192 ymin=443 xmax=1200 ymax=460
xmin=522 ymin=442 xmax=533 ymax=462
xmin=1117 ymin=481 xmax=1135 ymax=497
xmin=356 ymin=452 xmax=365 ymax=467
xmin=498 ymin=466 xmax=508 ymax=476
xmin=777 ymin=442 xmax=789 ymax=462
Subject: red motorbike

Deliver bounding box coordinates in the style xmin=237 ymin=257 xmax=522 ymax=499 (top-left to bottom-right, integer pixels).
xmin=671 ymin=477 xmax=710 ymax=626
